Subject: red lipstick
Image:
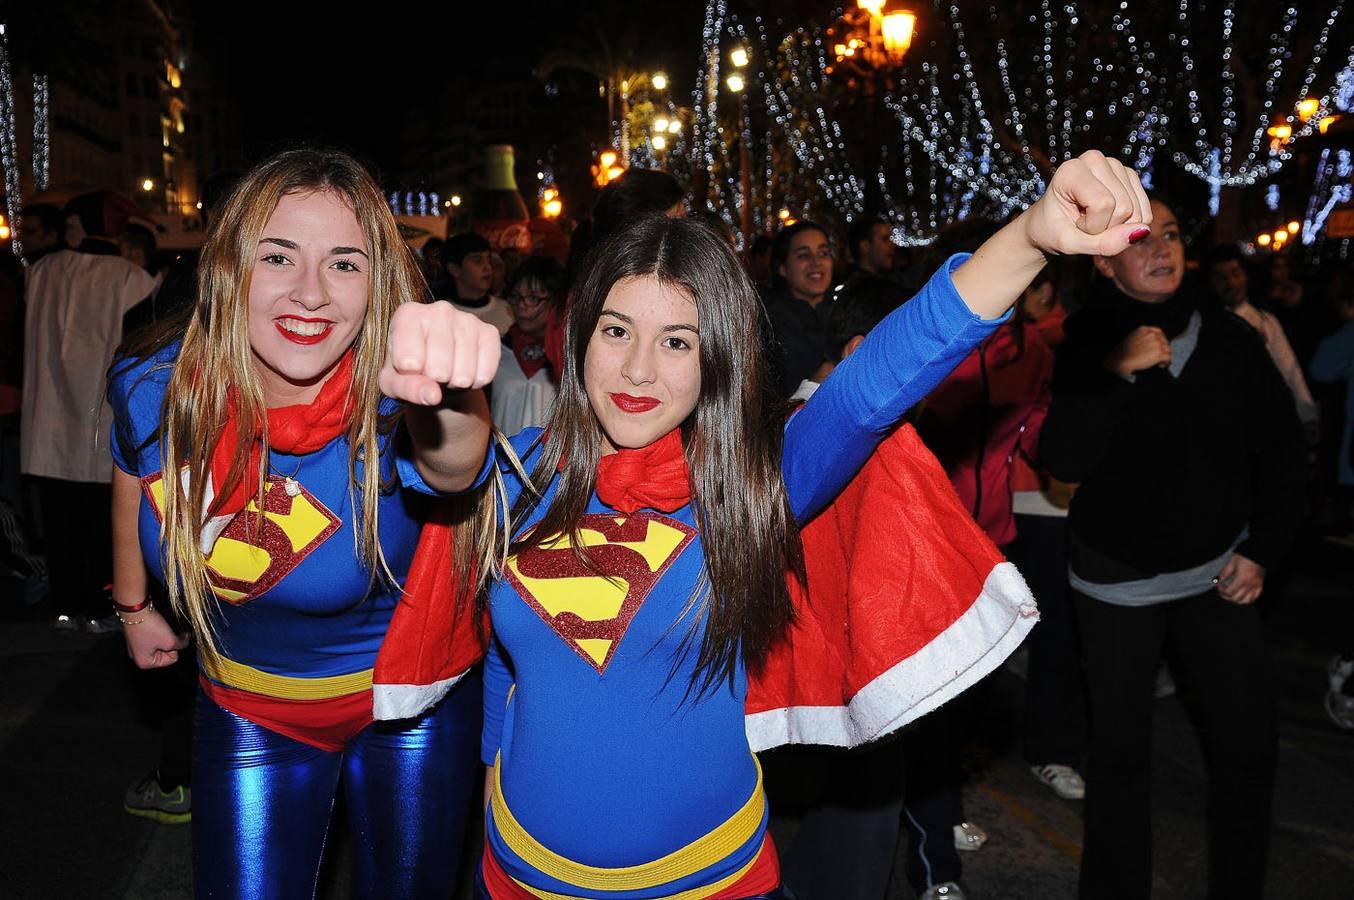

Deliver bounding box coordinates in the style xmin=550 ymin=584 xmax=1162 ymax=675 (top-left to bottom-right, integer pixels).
xmin=610 ymin=393 xmax=661 ymax=413
xmin=274 ymin=316 xmax=335 ymax=346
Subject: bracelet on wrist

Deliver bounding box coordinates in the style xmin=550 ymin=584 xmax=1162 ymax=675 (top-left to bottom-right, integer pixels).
xmin=112 ymin=595 xmax=152 ymax=614
xmin=116 ymin=599 xmax=155 ymax=626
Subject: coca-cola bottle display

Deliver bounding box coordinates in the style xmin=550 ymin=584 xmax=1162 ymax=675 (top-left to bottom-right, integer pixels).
xmin=471 ymin=144 xmax=532 ymax=255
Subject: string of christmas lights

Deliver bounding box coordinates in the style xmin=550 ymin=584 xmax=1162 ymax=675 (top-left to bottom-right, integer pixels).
xmin=32 ymin=73 xmax=47 ymax=191
xmin=686 ymin=0 xmax=1354 ymax=247
xmin=0 ymin=24 xmax=23 ymax=259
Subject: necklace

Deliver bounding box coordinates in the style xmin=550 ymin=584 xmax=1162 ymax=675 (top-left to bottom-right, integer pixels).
xmin=269 ymin=454 xmax=304 ymax=497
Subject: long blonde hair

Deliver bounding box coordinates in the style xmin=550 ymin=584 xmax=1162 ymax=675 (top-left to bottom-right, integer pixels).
xmin=150 ymin=148 xmax=477 ymax=664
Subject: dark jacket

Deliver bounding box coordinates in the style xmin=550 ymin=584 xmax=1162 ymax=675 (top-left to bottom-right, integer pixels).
xmin=1041 ymin=281 xmax=1306 ymax=576
xmin=767 ymin=289 xmax=831 ymax=398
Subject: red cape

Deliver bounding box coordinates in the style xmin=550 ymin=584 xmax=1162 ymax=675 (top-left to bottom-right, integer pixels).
xmin=374 ymin=425 xmax=1038 ymax=745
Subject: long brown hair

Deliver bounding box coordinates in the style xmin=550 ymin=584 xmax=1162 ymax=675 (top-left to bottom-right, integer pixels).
xmin=128 ymin=148 xmax=493 ymax=664
xmin=508 ymin=215 xmax=803 ymax=693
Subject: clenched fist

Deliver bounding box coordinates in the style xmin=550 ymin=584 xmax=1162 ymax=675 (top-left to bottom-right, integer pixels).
xmin=1104 ymin=326 xmax=1172 ymax=379
xmin=1022 ymin=150 xmax=1153 ymax=258
xmin=380 ymin=301 xmax=502 ymax=405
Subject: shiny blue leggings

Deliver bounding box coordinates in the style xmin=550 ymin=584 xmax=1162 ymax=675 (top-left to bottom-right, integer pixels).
xmin=192 ymin=668 xmax=482 ymax=900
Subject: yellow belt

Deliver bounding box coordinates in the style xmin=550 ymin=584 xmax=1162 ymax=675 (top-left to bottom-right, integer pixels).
xmin=489 ymin=752 xmax=766 ymax=895
xmin=203 ymin=655 xmax=372 ymax=700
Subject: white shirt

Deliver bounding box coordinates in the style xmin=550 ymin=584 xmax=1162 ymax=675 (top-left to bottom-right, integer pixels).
xmin=1231 ymin=301 xmax=1319 ymax=426
xmin=21 ymin=250 xmax=157 ymax=483
xmin=453 ymin=295 xmax=515 ymax=337
xmin=490 ymin=348 xmax=556 ymax=435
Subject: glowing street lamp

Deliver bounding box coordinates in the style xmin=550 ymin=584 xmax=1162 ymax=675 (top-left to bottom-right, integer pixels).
xmin=141 ymin=178 xmax=155 ymax=192
xmin=651 ymin=72 xmax=668 ymax=91
xmin=881 ymin=11 xmax=916 ymax=64
xmin=730 ymin=47 xmax=749 ymax=69
xmin=450 ymin=194 xmax=463 ymax=207
xmin=655 ymin=117 xmax=670 ymax=133
xmin=1297 ymin=97 xmax=1320 ymax=122
xmin=857 ymin=0 xmax=885 ymax=14
xmin=593 ymin=149 xmax=626 ymax=187
xmin=541 ymin=186 xmax=563 ymax=220
xmin=1257 ymin=233 xmax=1272 ymax=247
xmin=726 ymin=73 xmax=745 ymax=93
xmin=667 ymin=119 xmax=682 ymax=134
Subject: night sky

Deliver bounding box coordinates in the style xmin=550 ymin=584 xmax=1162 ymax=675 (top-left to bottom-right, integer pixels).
xmin=187 ymin=1 xmax=712 ymax=172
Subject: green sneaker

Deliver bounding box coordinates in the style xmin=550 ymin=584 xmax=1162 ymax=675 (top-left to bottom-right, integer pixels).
xmin=123 ymin=775 xmax=191 ymax=825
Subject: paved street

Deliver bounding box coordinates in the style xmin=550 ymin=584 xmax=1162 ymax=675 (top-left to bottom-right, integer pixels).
xmin=1 ymin=540 xmax=1349 ymax=899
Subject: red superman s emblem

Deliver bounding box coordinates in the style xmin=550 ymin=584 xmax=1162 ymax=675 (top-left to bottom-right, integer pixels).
xmin=143 ymin=473 xmax=341 ymax=605
xmin=504 ymin=512 xmax=696 ymax=673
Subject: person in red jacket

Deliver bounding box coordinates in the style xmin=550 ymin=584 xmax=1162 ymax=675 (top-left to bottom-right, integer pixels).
xmin=914 ymin=221 xmax=1055 ymax=549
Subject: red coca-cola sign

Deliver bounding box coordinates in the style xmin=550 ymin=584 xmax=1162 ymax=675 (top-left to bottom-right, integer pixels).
xmin=474 ymin=219 xmax=532 ymax=254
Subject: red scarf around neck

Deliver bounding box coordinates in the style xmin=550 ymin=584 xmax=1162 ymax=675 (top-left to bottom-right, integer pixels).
xmin=507 ymin=325 xmax=551 ymax=380
xmin=208 ymin=351 xmax=356 ymax=518
xmin=594 ymin=428 xmax=692 ymax=514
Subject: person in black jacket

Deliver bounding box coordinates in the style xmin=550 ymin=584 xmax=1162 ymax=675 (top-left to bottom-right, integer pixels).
xmin=766 ymin=221 xmax=836 ymax=397
xmin=1041 ymin=197 xmax=1306 ymax=900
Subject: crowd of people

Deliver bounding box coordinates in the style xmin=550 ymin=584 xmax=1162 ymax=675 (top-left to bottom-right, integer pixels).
xmin=0 ymin=146 xmax=1351 ymax=900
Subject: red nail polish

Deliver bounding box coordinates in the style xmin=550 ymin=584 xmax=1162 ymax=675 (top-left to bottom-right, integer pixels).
xmin=1128 ymin=227 xmax=1151 ymax=244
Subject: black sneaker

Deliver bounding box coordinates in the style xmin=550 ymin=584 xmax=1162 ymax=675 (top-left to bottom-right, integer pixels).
xmin=124 ymin=774 xmax=191 ymax=824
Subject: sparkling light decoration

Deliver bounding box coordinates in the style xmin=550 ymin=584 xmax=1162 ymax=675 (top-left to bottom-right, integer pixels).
xmin=32 ymin=73 xmax=48 ymax=190
xmin=684 ymin=0 xmax=1354 ymax=244
xmin=1302 ymin=147 xmax=1354 ymax=244
xmin=0 ymin=24 xmax=22 ymax=259
xmin=691 ymin=3 xmax=865 ymax=230
xmin=1173 ymin=2 xmax=1348 ymax=188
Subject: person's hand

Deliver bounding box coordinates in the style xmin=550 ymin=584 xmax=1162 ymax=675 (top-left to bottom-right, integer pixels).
xmin=1021 ymin=150 xmax=1153 ymax=257
xmin=124 ymin=609 xmax=191 ymax=669
xmin=1103 ymin=326 xmax=1172 ymax=378
xmin=1216 ymin=553 xmax=1265 ymax=605
xmin=380 ymin=301 xmax=501 ymax=405
xmin=1041 ymin=475 xmax=1078 ymax=510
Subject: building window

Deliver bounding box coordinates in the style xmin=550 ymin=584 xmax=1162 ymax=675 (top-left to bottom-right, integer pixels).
xmin=143 ymin=76 xmax=156 ymax=99
xmin=126 ymin=73 xmax=137 ymax=96
xmin=129 ymin=114 xmax=141 ymax=136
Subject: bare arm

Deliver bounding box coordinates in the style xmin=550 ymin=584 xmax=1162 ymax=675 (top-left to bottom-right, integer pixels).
xmin=111 ymin=467 xmax=147 ymax=606
xmin=113 ymin=466 xmax=189 ymax=668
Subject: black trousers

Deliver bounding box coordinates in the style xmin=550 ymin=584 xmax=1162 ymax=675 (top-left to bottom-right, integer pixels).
xmin=31 ymin=476 xmax=112 ymax=618
xmin=1074 ymin=587 xmax=1276 ymax=900
xmin=1008 ymin=514 xmax=1086 ymax=766
xmin=779 ymin=710 xmax=963 ymax=900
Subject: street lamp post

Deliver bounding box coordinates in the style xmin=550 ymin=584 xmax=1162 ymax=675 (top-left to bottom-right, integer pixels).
xmin=727 ymin=48 xmax=752 ymax=249
xmin=827 ymin=1 xmax=918 ymax=215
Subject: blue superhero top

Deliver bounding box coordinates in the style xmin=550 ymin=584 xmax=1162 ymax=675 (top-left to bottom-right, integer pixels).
xmin=108 ymin=342 xmax=469 ymax=748
xmin=481 ymin=256 xmax=1001 ymax=898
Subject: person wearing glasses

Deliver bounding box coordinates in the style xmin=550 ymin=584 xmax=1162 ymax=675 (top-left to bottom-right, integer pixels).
xmin=491 ymin=256 xmax=565 ymax=433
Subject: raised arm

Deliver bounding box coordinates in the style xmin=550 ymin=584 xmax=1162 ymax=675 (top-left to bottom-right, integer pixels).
xmin=381 ymin=301 xmax=500 ymax=492
xmin=784 ymin=151 xmax=1152 ymax=522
